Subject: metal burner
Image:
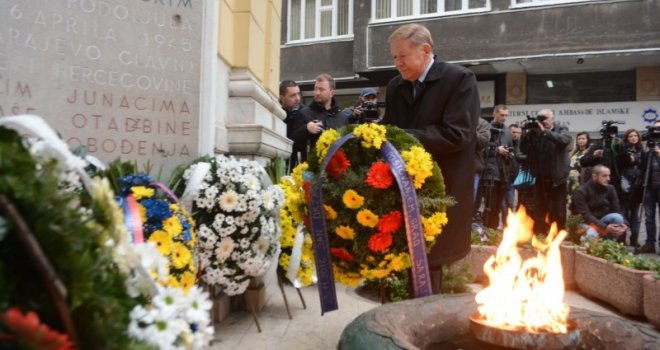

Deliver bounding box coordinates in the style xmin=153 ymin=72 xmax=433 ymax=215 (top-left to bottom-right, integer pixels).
xmin=469 ymin=313 xmax=580 ymax=349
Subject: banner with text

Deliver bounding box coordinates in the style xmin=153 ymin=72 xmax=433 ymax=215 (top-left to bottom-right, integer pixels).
xmin=507 ymin=102 xmax=660 ymax=135
xmin=0 ymin=1 xmax=202 ymax=177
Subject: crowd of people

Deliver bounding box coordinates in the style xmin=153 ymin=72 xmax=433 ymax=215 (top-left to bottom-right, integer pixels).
xmin=277 ymin=23 xmax=658 ymax=293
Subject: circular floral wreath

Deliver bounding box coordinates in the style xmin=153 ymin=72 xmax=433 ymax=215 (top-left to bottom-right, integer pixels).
xmin=183 ymin=155 xmax=284 ymax=295
xmin=305 ymin=123 xmax=452 ymax=300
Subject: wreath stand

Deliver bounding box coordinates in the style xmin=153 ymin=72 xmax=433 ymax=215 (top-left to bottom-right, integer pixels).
xmin=276 ymin=274 xmax=307 ymax=319
xmin=0 ymin=195 xmax=80 ymax=348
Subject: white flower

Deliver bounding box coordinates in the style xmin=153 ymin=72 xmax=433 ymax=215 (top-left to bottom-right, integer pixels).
xmin=243 ymin=174 xmax=260 ymax=190
xmin=183 ymin=285 xmax=213 ymax=324
xmin=241 ymin=257 xmax=264 ymax=276
xmin=215 ymin=238 xmax=235 ymax=262
xmin=204 ymin=186 xmax=219 ymax=200
xmin=225 ymin=279 xmax=250 ymax=295
xmin=218 ymin=190 xmax=238 ymax=212
xmin=261 ymin=190 xmax=275 ymax=210
xmin=253 ymin=237 xmax=270 ymax=255
xmin=239 ymin=238 xmax=251 ymax=249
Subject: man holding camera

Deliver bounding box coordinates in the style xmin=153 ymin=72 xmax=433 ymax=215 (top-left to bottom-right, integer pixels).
xmin=571 ymin=165 xmax=628 ymax=241
xmin=638 ymin=120 xmax=660 ymax=254
xmin=476 ymin=104 xmax=514 ymax=229
xmin=300 ymin=73 xmax=348 ymax=150
xmin=342 ymin=88 xmax=382 ymax=123
xmin=519 ymin=109 xmax=572 ymax=232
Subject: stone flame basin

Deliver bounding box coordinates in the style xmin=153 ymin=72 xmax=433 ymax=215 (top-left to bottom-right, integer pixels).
xmin=339 ymin=294 xmax=660 ymax=350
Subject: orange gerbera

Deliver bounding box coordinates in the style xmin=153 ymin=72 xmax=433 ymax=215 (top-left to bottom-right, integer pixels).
xmin=331 ymin=247 xmax=355 ymax=261
xmin=326 ymin=150 xmax=351 ymax=179
xmin=367 ymin=231 xmax=393 ymax=253
xmin=1 ymin=308 xmax=75 ymax=350
xmin=365 ymin=161 xmax=394 ymax=189
xmin=377 ymin=210 xmax=403 ymax=234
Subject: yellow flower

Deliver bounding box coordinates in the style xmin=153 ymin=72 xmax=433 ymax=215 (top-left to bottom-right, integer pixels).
xmin=335 ymin=225 xmax=356 ymax=240
xmin=361 ymin=265 xmax=391 ymax=280
xmin=401 ymin=146 xmax=434 ymax=189
xmin=163 ymin=215 xmax=183 ymax=237
xmin=333 ymin=264 xmax=362 ymax=287
xmin=356 ymin=209 xmax=379 ymax=228
xmin=148 ymin=230 xmax=173 ymax=256
xmin=137 ymin=203 xmax=147 ymax=223
xmin=386 ymin=253 xmax=410 ymax=271
xmin=316 ymin=129 xmax=341 ymax=160
xmin=422 ymin=212 xmax=448 ymax=241
xmin=179 ymin=270 xmax=196 ymax=293
xmin=324 ymin=205 xmax=337 ymax=220
xmin=353 ymin=123 xmax=387 ymax=149
xmin=342 ymin=189 xmax=364 ymax=209
xmin=131 ymin=186 xmax=154 ymax=200
xmin=166 ymin=275 xmax=180 ymax=289
xmin=279 ymin=253 xmax=291 ymax=270
xmin=171 ymin=242 xmax=192 ymax=269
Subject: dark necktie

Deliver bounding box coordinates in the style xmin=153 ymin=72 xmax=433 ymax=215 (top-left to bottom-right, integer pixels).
xmin=413 ymin=80 xmax=423 ymax=98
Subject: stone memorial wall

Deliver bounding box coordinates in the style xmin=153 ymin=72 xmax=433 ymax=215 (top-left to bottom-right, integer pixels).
xmin=0 ymin=0 xmax=203 ymax=176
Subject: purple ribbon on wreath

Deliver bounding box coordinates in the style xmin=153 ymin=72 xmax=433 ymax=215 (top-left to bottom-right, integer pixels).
xmin=309 ymin=133 xmax=432 ymax=315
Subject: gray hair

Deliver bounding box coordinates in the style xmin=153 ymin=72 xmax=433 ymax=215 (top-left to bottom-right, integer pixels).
xmin=388 ymin=23 xmax=434 ymax=49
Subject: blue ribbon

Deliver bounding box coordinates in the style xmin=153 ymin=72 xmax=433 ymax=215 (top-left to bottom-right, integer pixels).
xmin=309 ymin=133 xmax=432 ymax=315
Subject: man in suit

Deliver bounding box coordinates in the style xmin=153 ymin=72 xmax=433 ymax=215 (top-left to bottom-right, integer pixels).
xmin=381 ymin=23 xmax=480 ymax=293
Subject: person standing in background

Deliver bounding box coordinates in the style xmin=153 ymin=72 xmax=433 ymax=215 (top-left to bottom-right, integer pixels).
xmin=279 ymin=80 xmax=311 ymax=171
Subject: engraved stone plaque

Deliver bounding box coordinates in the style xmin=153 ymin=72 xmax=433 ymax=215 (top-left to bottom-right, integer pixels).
xmin=0 ymin=0 xmax=203 ymax=177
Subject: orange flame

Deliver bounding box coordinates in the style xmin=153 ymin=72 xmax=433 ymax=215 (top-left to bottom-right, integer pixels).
xmin=475 ymin=206 xmax=569 ymax=333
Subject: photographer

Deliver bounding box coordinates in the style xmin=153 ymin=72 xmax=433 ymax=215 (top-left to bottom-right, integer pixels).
xmin=519 ymin=109 xmax=572 ymax=232
xmin=638 ymin=120 xmax=660 ymax=254
xmin=579 ymin=120 xmax=626 ymax=198
xmin=475 ymin=105 xmax=514 ymax=229
xmin=571 ymin=165 xmax=628 ymax=241
xmin=342 ymin=88 xmax=382 ymax=124
xmin=300 ymin=73 xmax=347 ymax=150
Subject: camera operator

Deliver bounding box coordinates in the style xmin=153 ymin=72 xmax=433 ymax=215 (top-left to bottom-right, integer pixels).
xmin=519 ymin=109 xmax=572 ymax=232
xmin=475 ymin=105 xmax=514 ymax=229
xmin=342 ymin=88 xmax=382 ymax=124
xmin=638 ymin=120 xmax=660 ymax=254
xmin=579 ymin=120 xmax=626 ymax=198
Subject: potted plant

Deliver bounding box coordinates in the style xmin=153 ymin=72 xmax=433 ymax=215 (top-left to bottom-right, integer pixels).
xmin=576 ymin=238 xmax=658 ymax=317
xmin=643 ymin=273 xmax=660 ymax=329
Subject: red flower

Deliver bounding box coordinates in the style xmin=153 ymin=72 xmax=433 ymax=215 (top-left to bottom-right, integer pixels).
xmin=378 ymin=210 xmax=403 ymax=234
xmin=367 ymin=231 xmax=393 ymax=253
xmin=365 ymin=161 xmax=394 ymax=189
xmin=331 ymin=247 xmax=355 ymax=261
xmin=303 ymin=180 xmax=313 ymax=204
xmin=1 ymin=308 xmax=75 ymax=350
xmin=326 ymin=150 xmax=351 ymax=179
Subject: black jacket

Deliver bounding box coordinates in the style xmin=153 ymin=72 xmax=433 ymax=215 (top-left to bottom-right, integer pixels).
xmin=284 ymin=103 xmax=312 ymax=169
xmin=299 ymin=97 xmax=347 ymax=148
xmin=571 ymin=180 xmax=622 ymax=229
xmin=520 ymin=124 xmax=572 ymax=187
xmin=381 ymin=59 xmax=480 ymax=266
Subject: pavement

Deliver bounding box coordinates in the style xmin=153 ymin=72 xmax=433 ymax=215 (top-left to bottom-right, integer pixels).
xmin=211 ymin=216 xmax=659 ymax=350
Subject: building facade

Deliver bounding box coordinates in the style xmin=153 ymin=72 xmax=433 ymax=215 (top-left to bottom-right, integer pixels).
xmin=280 ymin=0 xmax=660 ymax=131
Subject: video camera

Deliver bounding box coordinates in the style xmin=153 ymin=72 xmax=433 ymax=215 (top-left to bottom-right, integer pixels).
xmin=521 ymin=114 xmax=547 ymax=131
xmin=643 ymin=124 xmax=660 ymax=148
xmin=356 ymin=101 xmax=383 ymax=123
xmin=599 ymin=120 xmax=625 ymax=139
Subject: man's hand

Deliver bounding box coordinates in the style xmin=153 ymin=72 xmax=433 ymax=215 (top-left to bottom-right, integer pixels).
xmin=307 ymin=120 xmax=324 ymax=134
xmin=605 ymin=223 xmax=627 ymax=236
xmin=497 ymin=145 xmax=510 ymax=157
xmin=654 ymin=145 xmax=660 ymax=156
xmin=593 ymin=149 xmax=604 ymax=158
xmin=536 ymin=121 xmax=546 ymax=132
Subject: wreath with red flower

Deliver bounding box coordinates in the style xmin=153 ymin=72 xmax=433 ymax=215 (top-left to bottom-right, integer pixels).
xmin=304 ymin=124 xmax=453 ymax=300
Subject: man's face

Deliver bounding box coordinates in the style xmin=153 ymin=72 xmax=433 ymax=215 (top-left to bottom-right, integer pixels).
xmin=280 ymin=86 xmax=301 ymax=110
xmin=593 ymin=168 xmax=611 ymax=187
xmin=509 ymin=126 xmax=521 ymax=140
xmin=314 ymin=80 xmax=335 ymax=105
xmin=493 ymin=108 xmax=509 ymax=124
xmin=361 ymin=94 xmax=378 ymax=104
xmin=390 ymin=38 xmax=431 ymax=82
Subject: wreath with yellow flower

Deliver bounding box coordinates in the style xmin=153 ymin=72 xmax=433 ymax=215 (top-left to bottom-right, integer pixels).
xmin=305 ymin=124 xmax=453 ymax=300
xmin=117 ymin=174 xmax=198 ymax=292
xmin=277 ymin=164 xmax=317 ymax=288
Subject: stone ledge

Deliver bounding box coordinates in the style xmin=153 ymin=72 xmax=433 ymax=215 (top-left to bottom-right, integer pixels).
xmin=226 ymin=124 xmax=292 ymax=158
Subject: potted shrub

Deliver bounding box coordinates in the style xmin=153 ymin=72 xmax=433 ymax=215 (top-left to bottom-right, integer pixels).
xmin=643 ymin=272 xmax=660 ymax=329
xmin=576 ymin=238 xmax=657 ymax=317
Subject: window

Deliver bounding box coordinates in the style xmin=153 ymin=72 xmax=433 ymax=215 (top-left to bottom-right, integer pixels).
xmin=288 ymin=0 xmax=353 ymax=43
xmin=527 ymin=71 xmax=635 ymax=104
xmin=511 ymin=0 xmax=593 ymax=8
xmin=373 ymin=0 xmax=489 ymax=21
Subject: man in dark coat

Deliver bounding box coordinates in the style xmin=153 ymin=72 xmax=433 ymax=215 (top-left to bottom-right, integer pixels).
xmin=279 ymin=80 xmax=311 ymax=171
xmin=381 ymin=23 xmax=480 ymax=294
xmin=299 ymin=73 xmax=348 ymax=149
